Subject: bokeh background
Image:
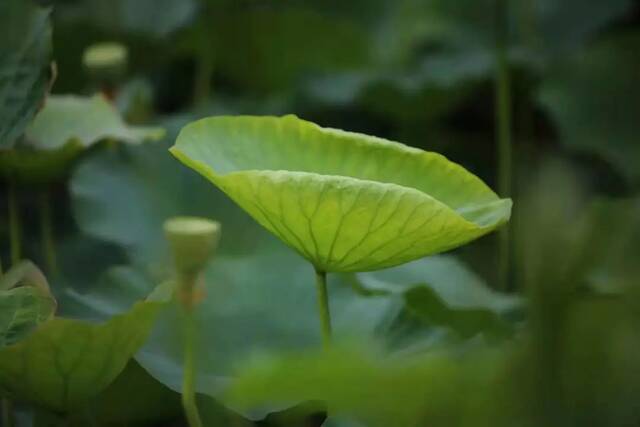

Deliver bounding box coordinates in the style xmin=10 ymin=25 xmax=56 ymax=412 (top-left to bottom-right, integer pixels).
xmin=9 ymin=0 xmax=639 ymax=288
xmin=1 ymin=0 xmax=640 ymax=426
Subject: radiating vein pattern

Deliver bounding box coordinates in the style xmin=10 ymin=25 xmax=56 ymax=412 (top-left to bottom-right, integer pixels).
xmin=0 ymin=300 xmax=161 ymax=411
xmin=172 ymin=115 xmax=511 ymax=272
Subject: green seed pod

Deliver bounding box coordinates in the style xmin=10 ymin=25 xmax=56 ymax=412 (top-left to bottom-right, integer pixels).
xmin=82 ymin=42 xmax=128 ymax=84
xmin=163 ymin=216 xmax=221 ymax=277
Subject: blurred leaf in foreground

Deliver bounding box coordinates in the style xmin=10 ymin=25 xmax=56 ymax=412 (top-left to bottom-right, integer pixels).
xmin=227 ymin=276 xmax=640 ymax=427
xmin=226 ymin=344 xmax=503 ymax=427
xmin=61 ymin=254 xmax=390 ymax=422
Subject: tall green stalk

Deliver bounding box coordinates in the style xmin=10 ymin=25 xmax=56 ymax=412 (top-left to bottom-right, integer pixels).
xmin=0 ymin=261 xmax=13 ymax=427
xmin=2 ymin=398 xmax=13 ymax=427
xmin=8 ymin=180 xmax=21 ymax=265
xmin=193 ymin=47 xmax=214 ymax=107
xmin=314 ymin=270 xmax=332 ymax=348
xmin=180 ymin=276 xmax=203 ymax=427
xmin=164 ymin=217 xmax=220 ymax=427
xmin=193 ymin=4 xmax=215 ymax=107
xmin=39 ymin=191 xmax=57 ymax=275
xmin=495 ymin=0 xmax=513 ymax=292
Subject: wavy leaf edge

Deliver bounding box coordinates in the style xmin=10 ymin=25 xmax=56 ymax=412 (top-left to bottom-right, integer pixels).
xmin=171 ymin=115 xmax=511 ymax=272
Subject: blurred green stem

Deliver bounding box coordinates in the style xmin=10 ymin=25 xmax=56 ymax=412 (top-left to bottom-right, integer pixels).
xmin=32 ymin=408 xmax=67 ymax=427
xmin=39 ymin=190 xmax=58 ymax=276
xmin=180 ymin=275 xmax=203 ymax=427
xmin=194 ymin=48 xmax=214 ymax=107
xmin=8 ymin=180 xmax=21 ymax=266
xmin=315 ymin=270 xmax=332 ymax=348
xmin=2 ymin=398 xmax=13 ymax=427
xmin=106 ymin=137 xmax=118 ymax=152
xmin=495 ymin=0 xmax=513 ymax=292
xmin=193 ymin=7 xmax=215 ymax=107
xmin=0 ymin=265 xmax=11 ymax=427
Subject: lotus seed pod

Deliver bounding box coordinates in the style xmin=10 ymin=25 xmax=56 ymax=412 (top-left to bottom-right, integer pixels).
xmin=82 ymin=42 xmax=128 ymax=83
xmin=164 ymin=216 xmax=221 ymax=276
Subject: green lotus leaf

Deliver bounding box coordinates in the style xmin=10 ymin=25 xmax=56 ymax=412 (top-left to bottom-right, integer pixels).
xmin=226 ymin=344 xmax=502 ymax=427
xmin=70 ymin=137 xmax=262 ymax=271
xmin=0 ymin=261 xmax=56 ymax=347
xmin=0 ymin=141 xmax=83 ymax=184
xmin=67 ymin=359 xmax=251 ymax=427
xmin=25 ymin=94 xmax=165 ymax=150
xmin=358 ymin=255 xmax=519 ymax=311
xmin=0 ymin=94 xmax=164 ymax=184
xmin=80 ymin=359 xmax=316 ymax=427
xmin=0 ymin=289 xmax=167 ymax=412
xmin=0 ymin=287 xmax=54 ymax=346
xmin=135 ymin=245 xmax=398 ymax=418
xmin=59 ymin=245 xmax=397 ymax=419
xmin=69 ymin=360 xmax=184 ymax=426
xmin=357 ymin=255 xmax=520 ymax=339
xmin=171 ymin=115 xmax=511 ymax=273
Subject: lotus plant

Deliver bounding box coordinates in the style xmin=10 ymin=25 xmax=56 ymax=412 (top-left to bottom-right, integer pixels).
xmin=171 ymin=115 xmax=511 ymax=346
xmin=0 ymin=94 xmax=163 ymax=273
xmin=164 ymin=216 xmax=221 ymax=427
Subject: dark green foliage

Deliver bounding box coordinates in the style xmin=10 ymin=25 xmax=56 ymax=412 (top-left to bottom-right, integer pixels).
xmin=0 ymin=0 xmax=52 ymax=148
xmin=0 ymin=0 xmax=639 ymax=425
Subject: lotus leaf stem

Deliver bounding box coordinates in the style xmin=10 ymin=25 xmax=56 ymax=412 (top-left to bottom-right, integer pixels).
xmin=315 ymin=269 xmax=333 ymax=348
xmin=1 ymin=398 xmax=13 ymax=427
xmin=180 ymin=274 xmax=203 ymax=427
xmin=495 ymin=0 xmax=513 ymax=291
xmin=0 ymin=258 xmax=13 ymax=427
